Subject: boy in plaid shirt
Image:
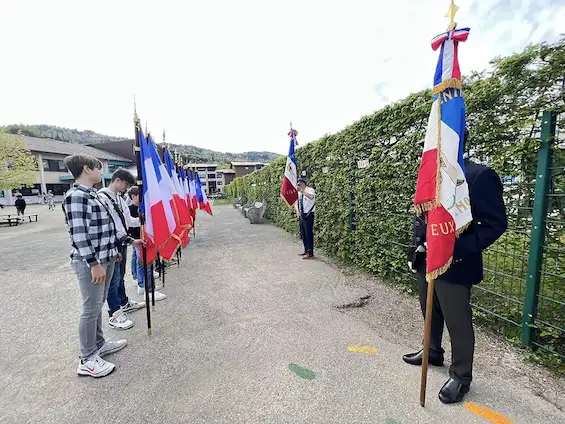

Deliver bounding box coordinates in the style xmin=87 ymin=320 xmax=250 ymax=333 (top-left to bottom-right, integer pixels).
xmin=62 ymin=154 xmax=144 ymax=378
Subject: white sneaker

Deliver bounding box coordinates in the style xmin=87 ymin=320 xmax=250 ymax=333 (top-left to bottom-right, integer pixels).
xmin=137 ymin=286 xmax=167 ymax=301
xmin=121 ymin=299 xmax=145 ymax=313
xmin=98 ymin=339 xmax=127 ymax=357
xmin=77 ymin=355 xmax=115 ymax=378
xmin=109 ymin=310 xmax=134 ymax=330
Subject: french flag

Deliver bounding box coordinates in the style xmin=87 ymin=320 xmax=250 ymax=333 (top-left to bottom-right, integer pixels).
xmin=139 ymin=130 xmax=178 ymax=263
xmin=176 ymin=167 xmax=191 ymax=247
xmin=163 ymin=148 xmax=193 ymax=233
xmin=146 ymin=135 xmax=183 ymax=260
xmin=280 ymin=128 xmax=298 ymax=207
xmin=195 ymin=173 xmax=213 ymax=216
xmin=188 ymin=170 xmax=199 ymax=211
xmin=180 ymin=168 xmax=196 ymax=220
xmin=414 ymin=26 xmax=473 ymax=281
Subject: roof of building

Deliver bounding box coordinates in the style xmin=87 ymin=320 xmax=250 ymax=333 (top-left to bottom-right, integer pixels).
xmin=87 ymin=139 xmax=136 ymax=162
xmin=185 ymin=163 xmax=218 ymax=168
xmin=19 ymin=135 xmax=131 ymax=162
xmin=217 ymin=169 xmax=235 ymax=174
xmin=230 ymin=161 xmax=265 ymax=166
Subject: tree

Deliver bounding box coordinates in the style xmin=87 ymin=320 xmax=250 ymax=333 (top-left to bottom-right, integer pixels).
xmin=0 ymin=130 xmax=39 ymax=190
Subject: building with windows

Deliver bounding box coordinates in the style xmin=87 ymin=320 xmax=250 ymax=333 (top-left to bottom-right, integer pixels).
xmin=0 ymin=135 xmax=132 ymax=206
xmin=185 ymin=163 xmax=220 ymax=195
xmin=230 ymin=162 xmax=265 ymax=177
xmin=216 ymin=169 xmax=235 ymax=192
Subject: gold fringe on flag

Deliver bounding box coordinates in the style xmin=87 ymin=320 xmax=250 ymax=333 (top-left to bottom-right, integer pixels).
xmin=426 ymin=256 xmax=453 ymax=283
xmin=455 ymin=220 xmax=472 ymax=237
xmin=414 ymin=201 xmax=436 ymax=215
xmin=432 ymin=78 xmax=462 ymax=95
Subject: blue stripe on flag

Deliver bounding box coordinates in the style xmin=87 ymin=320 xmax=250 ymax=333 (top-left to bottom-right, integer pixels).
xmin=434 ymin=44 xmax=445 ymax=87
xmin=440 ymin=92 xmax=466 ymax=171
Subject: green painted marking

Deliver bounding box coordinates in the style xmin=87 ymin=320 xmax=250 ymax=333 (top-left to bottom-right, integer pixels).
xmin=288 ymin=363 xmax=316 ymax=380
xmin=385 ymin=419 xmax=399 ymax=424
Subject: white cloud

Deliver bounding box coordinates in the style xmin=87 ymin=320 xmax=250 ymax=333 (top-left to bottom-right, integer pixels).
xmin=0 ymin=0 xmax=563 ymax=155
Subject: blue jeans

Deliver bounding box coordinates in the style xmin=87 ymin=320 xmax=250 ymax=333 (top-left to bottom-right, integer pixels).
xmin=133 ymin=247 xmax=155 ymax=290
xmin=107 ymin=245 xmax=129 ymax=316
xmin=300 ymin=213 xmax=315 ymax=254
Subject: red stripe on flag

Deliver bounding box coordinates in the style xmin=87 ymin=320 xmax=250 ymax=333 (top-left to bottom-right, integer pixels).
xmin=414 ymin=149 xmax=438 ymax=208
xmin=281 ymin=176 xmax=298 ymax=206
xmin=426 ymin=206 xmax=456 ymax=276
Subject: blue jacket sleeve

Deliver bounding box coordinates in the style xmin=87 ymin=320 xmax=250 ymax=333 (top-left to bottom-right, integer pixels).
xmin=453 ymin=167 xmax=508 ymax=257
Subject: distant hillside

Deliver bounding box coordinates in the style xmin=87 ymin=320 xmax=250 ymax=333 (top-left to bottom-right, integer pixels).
xmin=3 ymin=124 xmax=281 ymax=164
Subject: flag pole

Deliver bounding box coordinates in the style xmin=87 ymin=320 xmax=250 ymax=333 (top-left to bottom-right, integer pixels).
xmin=133 ymin=103 xmax=152 ymax=336
xmin=419 ymin=1 xmax=461 ymax=407
xmin=420 ymin=277 xmax=435 ymax=406
xmin=290 ymin=122 xmax=303 ymax=234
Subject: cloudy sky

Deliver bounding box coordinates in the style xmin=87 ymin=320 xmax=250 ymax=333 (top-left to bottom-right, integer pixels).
xmin=1 ymin=0 xmax=563 ymax=155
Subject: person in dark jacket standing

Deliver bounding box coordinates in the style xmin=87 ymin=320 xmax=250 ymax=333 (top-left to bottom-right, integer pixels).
xmin=405 ymin=157 xmax=507 ymax=404
xmin=15 ymin=194 xmax=26 ymax=216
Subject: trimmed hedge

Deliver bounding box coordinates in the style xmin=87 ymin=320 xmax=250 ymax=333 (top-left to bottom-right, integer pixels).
xmin=227 ymin=39 xmax=564 ymax=285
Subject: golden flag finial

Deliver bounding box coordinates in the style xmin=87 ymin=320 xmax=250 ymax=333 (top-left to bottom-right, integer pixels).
xmin=133 ymin=95 xmax=139 ymax=124
xmin=446 ymin=0 xmax=459 ymax=31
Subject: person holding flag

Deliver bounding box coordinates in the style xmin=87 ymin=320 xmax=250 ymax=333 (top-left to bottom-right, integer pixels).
xmin=405 ymin=1 xmax=507 ymax=405
xmin=296 ymin=177 xmax=315 ymax=259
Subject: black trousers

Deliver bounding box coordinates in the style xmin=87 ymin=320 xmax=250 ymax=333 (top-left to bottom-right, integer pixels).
xmin=299 ymin=213 xmax=314 ymax=254
xmin=416 ymin=270 xmax=475 ymax=384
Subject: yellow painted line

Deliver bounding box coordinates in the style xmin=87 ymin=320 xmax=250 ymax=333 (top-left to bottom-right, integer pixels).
xmin=347 ymin=345 xmax=379 ymax=354
xmin=464 ymin=402 xmax=514 ymax=424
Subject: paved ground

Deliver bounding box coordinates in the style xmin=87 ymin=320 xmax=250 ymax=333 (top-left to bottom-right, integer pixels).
xmin=1 ymin=204 xmax=564 ymax=424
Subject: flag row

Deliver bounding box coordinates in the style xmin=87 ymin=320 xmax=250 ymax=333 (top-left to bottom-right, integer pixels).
xmin=136 ymin=122 xmax=212 ymax=264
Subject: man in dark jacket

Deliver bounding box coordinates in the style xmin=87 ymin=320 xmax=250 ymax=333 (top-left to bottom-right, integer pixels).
xmin=404 ymin=157 xmax=508 ymax=404
xmin=15 ymin=194 xmax=26 ymax=216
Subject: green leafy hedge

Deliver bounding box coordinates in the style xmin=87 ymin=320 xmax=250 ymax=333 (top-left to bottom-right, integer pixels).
xmin=226 ymin=39 xmax=565 ymax=363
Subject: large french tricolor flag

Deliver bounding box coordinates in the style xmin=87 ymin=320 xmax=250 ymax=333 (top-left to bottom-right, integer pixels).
xmin=146 ymin=135 xmax=183 ymax=260
xmin=414 ymin=27 xmax=473 ymax=281
xmin=280 ymin=128 xmax=298 ymax=207
xmin=139 ymin=129 xmax=177 ymax=264
xmin=195 ymin=173 xmax=213 ymax=216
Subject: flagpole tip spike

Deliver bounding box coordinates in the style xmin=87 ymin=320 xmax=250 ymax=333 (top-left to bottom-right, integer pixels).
xmin=445 ymin=0 xmax=459 ymax=30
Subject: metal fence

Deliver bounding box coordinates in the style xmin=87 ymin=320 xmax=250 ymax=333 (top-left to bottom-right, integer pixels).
xmin=468 ymin=111 xmax=564 ymax=362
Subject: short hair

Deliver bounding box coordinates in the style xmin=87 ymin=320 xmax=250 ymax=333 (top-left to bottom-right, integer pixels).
xmin=111 ymin=168 xmax=136 ymax=185
xmin=63 ymin=154 xmax=102 ymax=179
xmin=297 ymin=177 xmax=307 ymax=185
xmin=128 ymin=186 xmax=139 ymax=197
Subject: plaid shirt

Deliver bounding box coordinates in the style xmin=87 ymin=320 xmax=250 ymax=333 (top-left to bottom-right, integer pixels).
xmin=63 ymin=184 xmax=118 ymax=266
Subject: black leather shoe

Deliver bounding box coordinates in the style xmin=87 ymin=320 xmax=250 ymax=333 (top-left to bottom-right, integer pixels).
xmin=402 ymin=349 xmax=444 ymax=366
xmin=438 ymin=378 xmax=470 ymax=404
